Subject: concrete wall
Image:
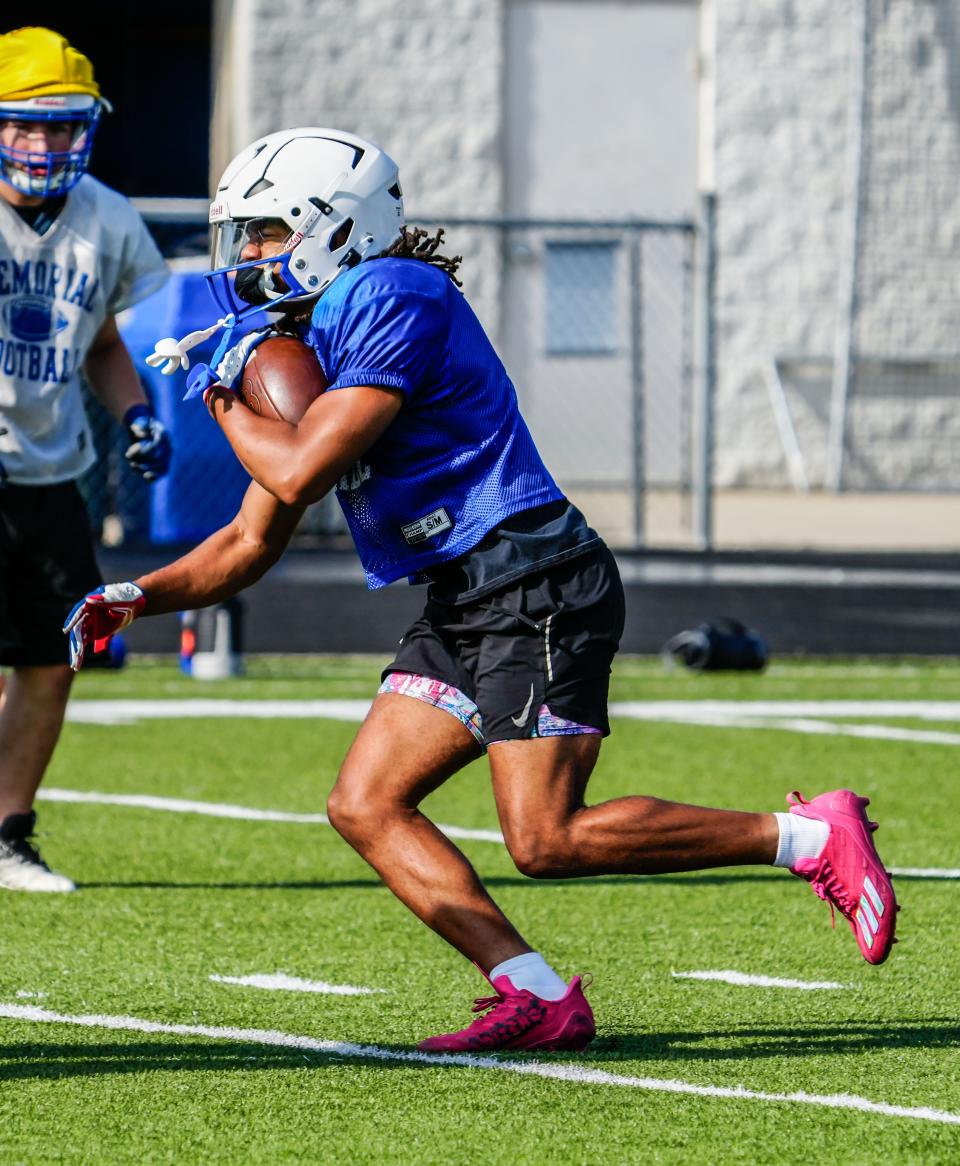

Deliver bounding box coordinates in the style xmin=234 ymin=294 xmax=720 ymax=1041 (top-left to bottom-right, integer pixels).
xmin=712 ymin=0 xmax=960 ymax=486
xmin=218 ymin=0 xmax=699 ymax=343
xmin=856 ymin=2 xmax=960 ymax=355
xmin=237 ymin=0 xmax=504 ymax=217
xmin=210 ymin=0 xmax=959 ymax=494
xmin=217 ymin=0 xmax=506 ymax=330
xmin=504 ymin=0 xmax=699 ymax=219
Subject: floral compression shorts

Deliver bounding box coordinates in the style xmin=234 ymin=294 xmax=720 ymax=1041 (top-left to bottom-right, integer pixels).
xmin=378 ymin=671 xmax=601 ymax=749
xmin=378 ymin=546 xmax=625 ymax=750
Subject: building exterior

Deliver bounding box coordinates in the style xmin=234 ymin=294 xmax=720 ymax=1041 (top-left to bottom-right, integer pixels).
xmin=210 ymin=0 xmax=957 ymax=507
xmin=209 ymin=0 xmax=701 ymax=543
xmin=707 ymin=0 xmax=960 ymax=490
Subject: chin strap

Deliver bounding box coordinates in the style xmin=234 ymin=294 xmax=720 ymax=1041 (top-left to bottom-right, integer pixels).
xmin=145 ymin=315 xmax=236 ymax=376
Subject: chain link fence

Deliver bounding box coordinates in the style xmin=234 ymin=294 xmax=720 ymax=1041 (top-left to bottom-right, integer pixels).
xmin=479 ymin=219 xmax=699 ymax=547
xmin=82 ymin=212 xmax=705 ymax=550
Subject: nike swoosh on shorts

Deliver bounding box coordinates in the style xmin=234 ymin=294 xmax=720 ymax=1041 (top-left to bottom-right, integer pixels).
xmin=511 ymin=683 xmax=536 ymax=728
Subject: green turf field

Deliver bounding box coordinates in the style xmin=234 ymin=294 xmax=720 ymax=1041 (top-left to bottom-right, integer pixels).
xmin=2 ymin=657 xmax=958 ymax=1164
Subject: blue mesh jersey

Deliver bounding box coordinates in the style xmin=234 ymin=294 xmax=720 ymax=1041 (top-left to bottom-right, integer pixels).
xmin=307 ymin=257 xmax=563 ymax=589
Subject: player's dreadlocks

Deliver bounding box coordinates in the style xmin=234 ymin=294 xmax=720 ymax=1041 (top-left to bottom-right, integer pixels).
xmin=380 ymin=226 xmax=463 ymax=286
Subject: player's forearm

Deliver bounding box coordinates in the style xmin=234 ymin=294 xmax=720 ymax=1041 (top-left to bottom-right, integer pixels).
xmin=133 ymin=523 xmax=282 ymax=616
xmin=207 ymin=390 xmax=340 ymax=505
xmin=84 ymin=333 xmax=148 ymax=422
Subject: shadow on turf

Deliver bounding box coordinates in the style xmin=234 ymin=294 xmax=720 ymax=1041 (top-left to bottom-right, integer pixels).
xmin=0 ymin=1040 xmax=393 ymax=1079
xmin=4 ymin=1022 xmax=960 ymax=1080
xmin=77 ymin=873 xmax=786 ymax=891
xmin=589 ymin=1021 xmax=960 ymax=1062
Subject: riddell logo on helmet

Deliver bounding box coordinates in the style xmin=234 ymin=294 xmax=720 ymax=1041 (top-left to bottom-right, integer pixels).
xmin=209 ymin=203 xmax=228 ymax=222
xmin=284 ymin=205 xmax=323 ymax=251
xmin=33 ymin=97 xmax=69 ymax=107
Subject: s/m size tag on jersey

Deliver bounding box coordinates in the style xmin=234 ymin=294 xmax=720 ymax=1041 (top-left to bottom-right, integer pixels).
xmin=401 ymin=507 xmax=453 ymax=546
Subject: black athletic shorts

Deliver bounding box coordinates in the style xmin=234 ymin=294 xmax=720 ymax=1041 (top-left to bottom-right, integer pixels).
xmin=382 ymin=544 xmax=625 ymax=746
xmin=0 ymin=481 xmax=102 ymax=667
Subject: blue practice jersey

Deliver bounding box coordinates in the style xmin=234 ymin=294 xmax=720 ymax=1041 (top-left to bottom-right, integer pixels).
xmin=307 ymin=258 xmax=563 ymax=589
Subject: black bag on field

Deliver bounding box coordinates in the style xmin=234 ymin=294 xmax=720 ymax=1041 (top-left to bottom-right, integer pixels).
xmin=662 ymin=617 xmax=769 ymax=672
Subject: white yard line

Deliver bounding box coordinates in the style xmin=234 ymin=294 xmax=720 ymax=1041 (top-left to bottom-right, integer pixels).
xmin=627 ymin=713 xmax=960 ymax=748
xmin=672 ymin=970 xmax=850 ymax=990
xmin=1 ymin=1002 xmax=957 ymax=1126
xmin=67 ymin=698 xmax=960 ymax=725
xmin=35 ymin=787 xmax=953 ymax=879
xmin=740 ymin=718 xmax=960 ymax=747
xmin=889 ymin=867 xmax=960 ymax=879
xmin=66 ymin=698 xmax=960 ymax=750
xmin=40 ymin=788 xmax=331 ymax=824
xmin=210 ymin=973 xmax=385 ymax=996
xmin=66 ymin=699 xmax=372 ymax=725
xmin=55 ymin=697 xmax=960 ymax=879
xmin=609 ymin=701 xmax=960 ymax=721
xmin=36 ymin=788 xmax=505 ymax=844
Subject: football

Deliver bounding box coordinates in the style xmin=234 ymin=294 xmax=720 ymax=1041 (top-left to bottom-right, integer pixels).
xmin=238 ymin=335 xmax=329 ymax=423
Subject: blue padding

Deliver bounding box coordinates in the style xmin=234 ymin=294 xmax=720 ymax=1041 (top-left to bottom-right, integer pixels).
xmin=119 ymin=271 xmax=270 ymax=545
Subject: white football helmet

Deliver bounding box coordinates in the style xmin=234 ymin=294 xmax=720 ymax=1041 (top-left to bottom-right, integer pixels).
xmin=207 ymin=127 xmax=405 ymax=317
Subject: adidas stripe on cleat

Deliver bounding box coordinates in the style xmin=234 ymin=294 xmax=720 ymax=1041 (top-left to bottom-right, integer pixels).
xmin=787 ymin=789 xmax=897 ymax=964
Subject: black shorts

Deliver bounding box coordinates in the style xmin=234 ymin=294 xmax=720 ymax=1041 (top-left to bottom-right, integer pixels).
xmin=0 ymin=481 xmax=102 ymax=667
xmin=383 ymin=545 xmax=625 ymax=747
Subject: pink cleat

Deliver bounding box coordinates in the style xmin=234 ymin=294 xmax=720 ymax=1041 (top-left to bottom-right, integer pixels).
xmin=417 ymin=975 xmax=595 ymax=1054
xmin=788 ymin=789 xmax=898 ymax=964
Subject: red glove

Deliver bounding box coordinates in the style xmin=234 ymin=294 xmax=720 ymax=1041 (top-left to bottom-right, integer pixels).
xmin=63 ymin=582 xmax=146 ymax=671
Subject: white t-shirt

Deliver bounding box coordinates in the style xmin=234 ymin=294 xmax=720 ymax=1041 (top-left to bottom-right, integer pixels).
xmin=0 ymin=175 xmax=169 ymax=484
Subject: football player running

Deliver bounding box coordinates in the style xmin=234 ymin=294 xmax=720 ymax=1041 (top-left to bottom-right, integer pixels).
xmin=66 ymin=128 xmax=897 ymax=1051
xmin=0 ymin=28 xmax=170 ymax=892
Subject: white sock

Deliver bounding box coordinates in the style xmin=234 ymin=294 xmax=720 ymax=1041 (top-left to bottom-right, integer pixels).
xmin=489 ymin=952 xmax=568 ymax=1001
xmin=772 ymin=812 xmax=829 ymax=868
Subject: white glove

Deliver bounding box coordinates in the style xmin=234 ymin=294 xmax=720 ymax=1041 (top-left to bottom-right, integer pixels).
xmin=182 ymin=326 xmax=273 ymax=401
xmin=146 ymin=316 xmax=235 ymax=375
xmin=214 ymin=329 xmax=271 ymax=391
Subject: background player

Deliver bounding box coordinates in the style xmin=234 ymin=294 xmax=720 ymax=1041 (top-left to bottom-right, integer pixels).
xmin=0 ymin=27 xmax=171 ymax=891
xmin=66 ymin=128 xmax=897 ymax=1050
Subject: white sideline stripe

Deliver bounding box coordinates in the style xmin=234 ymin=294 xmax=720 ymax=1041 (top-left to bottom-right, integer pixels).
xmin=34 ymin=788 xmax=955 ymax=879
xmin=36 ymin=788 xmax=505 ymax=845
xmin=2 ymin=1003 xmax=958 ymax=1127
xmin=672 ymin=970 xmax=850 ymax=990
xmin=890 ymin=867 xmax=960 ymax=879
xmin=66 ymin=699 xmax=960 ymax=749
xmin=672 ymin=715 xmax=960 ymax=749
xmin=66 ymin=699 xmax=371 ymax=725
xmin=771 ymin=719 xmax=960 ymax=747
xmin=66 ymin=698 xmax=960 ymax=725
xmin=609 ymin=701 xmax=960 ymax=720
xmin=40 ymin=787 xmax=331 ymax=824
xmin=210 ymin=973 xmax=384 ymax=996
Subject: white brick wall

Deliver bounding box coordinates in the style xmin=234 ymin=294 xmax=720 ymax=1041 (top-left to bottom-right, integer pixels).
xmin=855 ymin=2 xmax=960 ymax=355
xmin=222 ymin=1 xmax=960 ymax=492
xmin=241 ymin=0 xmax=505 ymax=329
xmin=713 ymin=0 xmax=960 ymax=486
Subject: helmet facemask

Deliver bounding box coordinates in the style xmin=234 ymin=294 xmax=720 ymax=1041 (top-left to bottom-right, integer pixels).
xmin=0 ymin=96 xmax=102 ymax=197
xmin=209 ymin=217 xmax=295 ymax=308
